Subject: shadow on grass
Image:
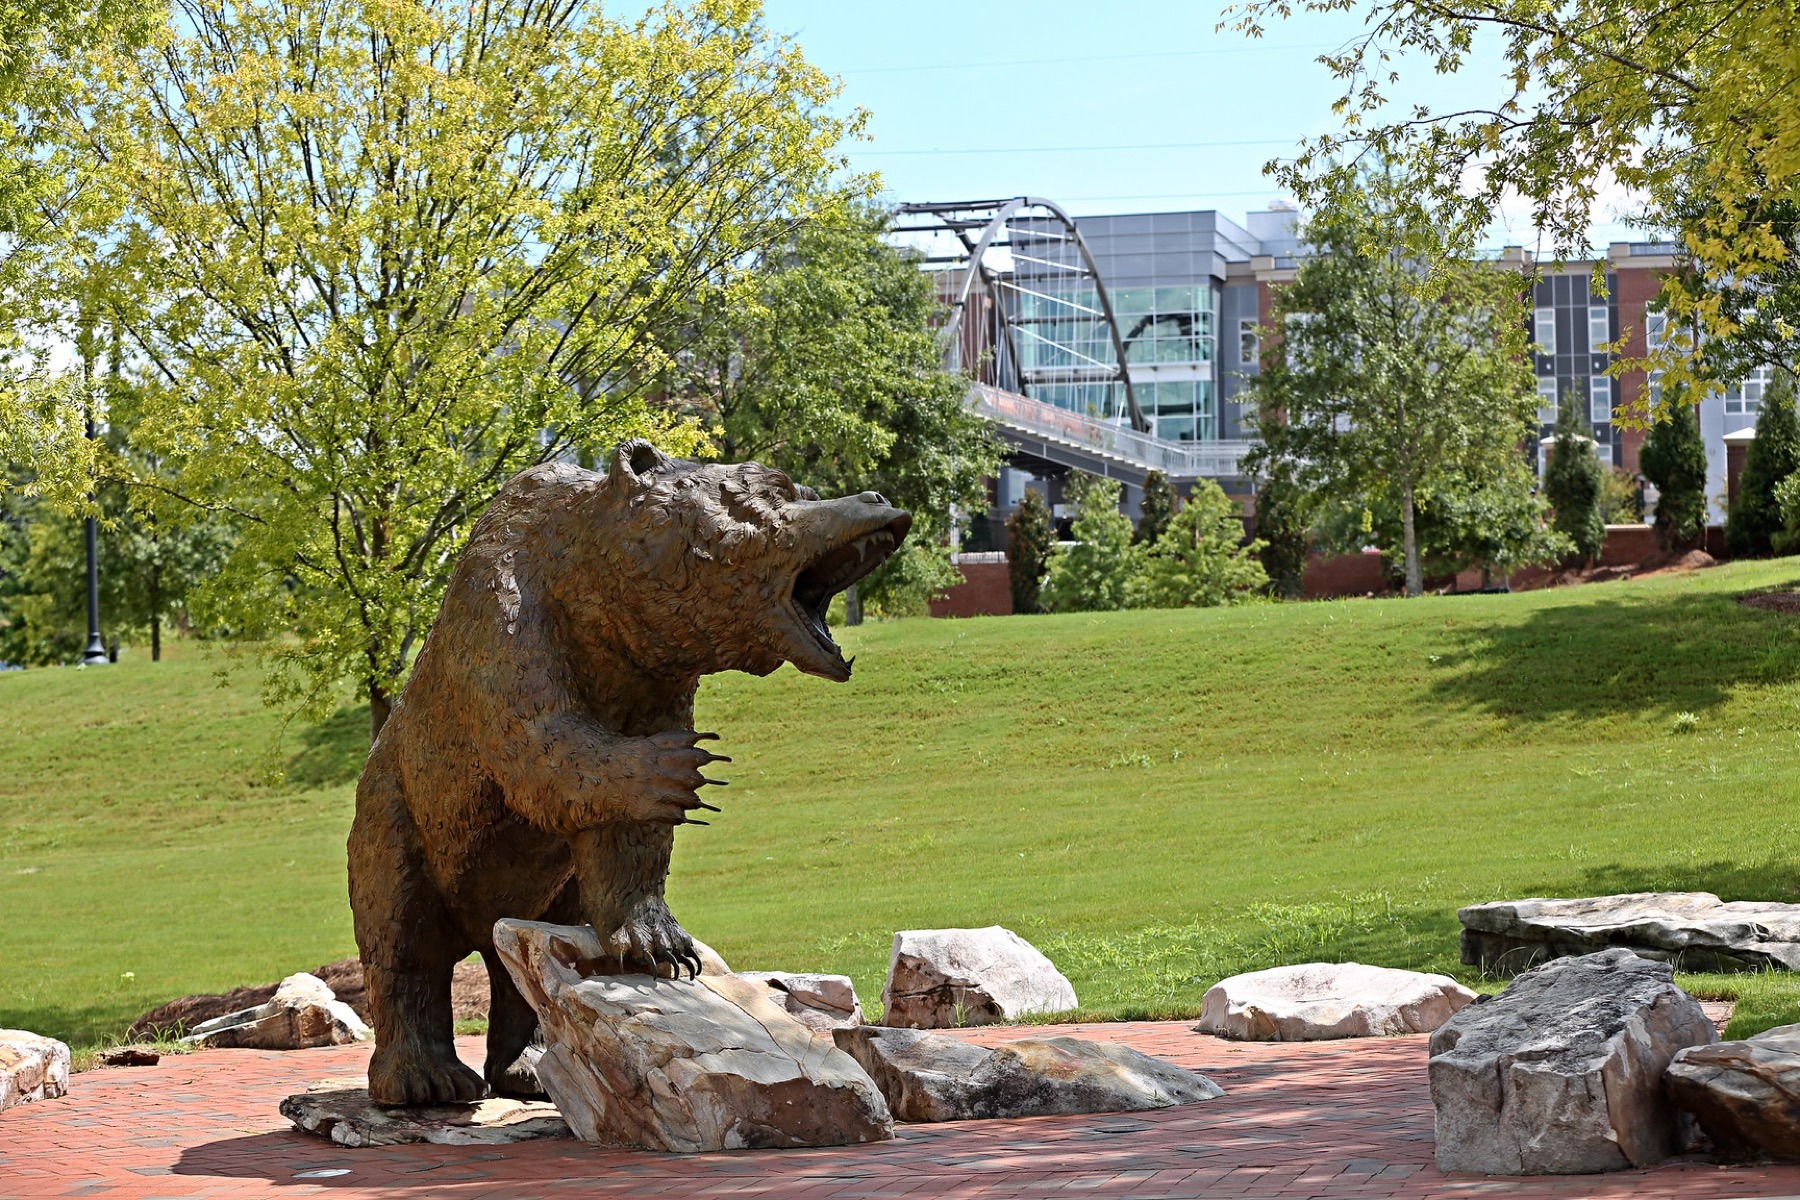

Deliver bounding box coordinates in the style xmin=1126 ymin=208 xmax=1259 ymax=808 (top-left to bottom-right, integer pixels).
xmin=284 ymin=704 xmax=371 ymax=790
xmin=1427 ymin=583 xmax=1800 ymax=723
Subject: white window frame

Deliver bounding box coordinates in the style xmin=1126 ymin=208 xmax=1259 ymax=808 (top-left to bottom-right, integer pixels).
xmin=1589 ymin=375 xmax=1613 ymax=424
xmin=1537 ymin=378 xmax=1558 ymax=424
xmin=1645 ymin=311 xmax=1667 ymax=352
xmin=1588 ymin=304 xmax=1610 ymax=353
xmin=1239 ymin=317 xmax=1258 ymax=366
xmin=1724 ymin=365 xmax=1773 ymax=415
xmin=1534 ymin=307 xmax=1556 ymax=355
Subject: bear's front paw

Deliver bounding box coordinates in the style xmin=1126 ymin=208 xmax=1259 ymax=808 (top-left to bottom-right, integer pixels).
xmin=599 ymin=895 xmax=702 ymax=979
xmin=624 ymin=730 xmax=730 ymax=825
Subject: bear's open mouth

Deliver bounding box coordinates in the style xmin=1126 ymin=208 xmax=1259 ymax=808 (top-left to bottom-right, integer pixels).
xmin=791 ymin=520 xmax=909 ymax=661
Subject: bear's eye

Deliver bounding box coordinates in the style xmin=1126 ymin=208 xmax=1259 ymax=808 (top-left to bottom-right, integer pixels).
xmin=720 ymin=482 xmax=768 ymax=526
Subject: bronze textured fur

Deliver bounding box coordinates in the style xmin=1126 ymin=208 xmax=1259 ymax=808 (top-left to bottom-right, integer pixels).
xmin=348 ymin=440 xmax=910 ymax=1106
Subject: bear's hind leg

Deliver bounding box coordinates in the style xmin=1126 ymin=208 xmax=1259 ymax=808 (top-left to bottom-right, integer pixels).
xmin=350 ymin=761 xmax=486 ymax=1107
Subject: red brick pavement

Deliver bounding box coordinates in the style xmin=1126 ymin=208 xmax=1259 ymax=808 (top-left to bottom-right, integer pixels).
xmin=3 ymin=1021 xmax=1799 ymax=1200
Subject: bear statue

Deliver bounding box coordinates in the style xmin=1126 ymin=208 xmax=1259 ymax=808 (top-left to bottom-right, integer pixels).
xmin=347 ymin=440 xmax=910 ymax=1105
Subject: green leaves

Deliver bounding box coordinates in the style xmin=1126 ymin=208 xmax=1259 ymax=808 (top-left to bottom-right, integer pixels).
xmin=52 ymin=0 xmax=860 ymax=723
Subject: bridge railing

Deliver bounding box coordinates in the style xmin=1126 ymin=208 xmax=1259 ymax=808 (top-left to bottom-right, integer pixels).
xmin=969 ymin=383 xmax=1254 ymax=479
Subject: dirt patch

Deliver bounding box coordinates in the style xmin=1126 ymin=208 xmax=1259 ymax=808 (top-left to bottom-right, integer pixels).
xmin=1741 ymin=590 xmax=1800 ymax=614
xmin=130 ymin=957 xmax=491 ymax=1037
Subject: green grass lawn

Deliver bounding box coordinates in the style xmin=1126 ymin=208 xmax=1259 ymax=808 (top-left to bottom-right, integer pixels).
xmin=6 ymin=558 xmax=1800 ymax=1048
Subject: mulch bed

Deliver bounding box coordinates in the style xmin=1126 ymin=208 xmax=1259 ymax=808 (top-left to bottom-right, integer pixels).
xmin=129 ymin=957 xmax=492 ymax=1037
xmin=1741 ymin=590 xmax=1800 ymax=614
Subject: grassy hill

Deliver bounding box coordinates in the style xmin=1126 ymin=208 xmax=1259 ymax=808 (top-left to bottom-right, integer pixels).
xmin=6 ymin=558 xmax=1800 ymax=1048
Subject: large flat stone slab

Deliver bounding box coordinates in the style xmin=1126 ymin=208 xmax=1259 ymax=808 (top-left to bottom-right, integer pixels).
xmin=493 ymin=918 xmax=892 ymax=1152
xmin=881 ymin=926 xmax=1077 ymax=1028
xmin=1429 ymin=948 xmax=1715 ymax=1175
xmin=0 ymin=1029 xmax=69 ymax=1113
xmin=1195 ymin=962 xmax=1476 ymax=1040
xmin=1666 ymin=1021 xmax=1800 ymax=1161
xmin=280 ymin=1079 xmax=569 ymax=1146
xmin=1460 ymin=892 xmax=1800 ymax=974
xmin=834 ymin=1026 xmax=1222 ymax=1122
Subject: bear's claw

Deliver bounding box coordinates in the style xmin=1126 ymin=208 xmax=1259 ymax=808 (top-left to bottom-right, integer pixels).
xmin=602 ymin=897 xmax=702 ymax=979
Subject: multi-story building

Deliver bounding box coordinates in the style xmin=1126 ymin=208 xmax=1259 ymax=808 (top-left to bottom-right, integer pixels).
xmin=957 ymin=203 xmax=1771 ymax=534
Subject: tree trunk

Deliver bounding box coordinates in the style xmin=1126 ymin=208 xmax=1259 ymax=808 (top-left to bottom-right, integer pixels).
xmin=370 ymin=679 xmax=392 ymax=742
xmin=151 ymin=614 xmax=161 ymax=662
xmin=844 ymin=583 xmax=863 ymax=627
xmin=1401 ymin=483 xmax=1423 ymax=598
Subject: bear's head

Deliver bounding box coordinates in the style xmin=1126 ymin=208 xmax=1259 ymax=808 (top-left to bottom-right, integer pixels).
xmin=553 ymin=440 xmax=912 ymax=682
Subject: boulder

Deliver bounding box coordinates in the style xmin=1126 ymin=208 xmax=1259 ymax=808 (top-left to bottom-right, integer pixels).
xmin=1666 ymin=1021 xmax=1800 ymax=1161
xmin=738 ymin=971 xmax=863 ymax=1032
xmin=492 ymin=918 xmax=891 ymax=1152
xmin=834 ymin=1026 xmax=1222 ymax=1122
xmin=281 ymin=1079 xmax=569 ymax=1147
xmin=96 ymin=1046 xmax=161 ymax=1067
xmin=1459 ymin=892 xmax=1800 ymax=974
xmin=1195 ymin=962 xmax=1476 ymax=1041
xmin=881 ymin=927 xmax=1077 ymax=1028
xmin=1428 ymin=948 xmax=1715 ymax=1174
xmin=179 ymin=972 xmax=370 ymax=1050
xmin=0 ymin=1029 xmax=70 ymax=1113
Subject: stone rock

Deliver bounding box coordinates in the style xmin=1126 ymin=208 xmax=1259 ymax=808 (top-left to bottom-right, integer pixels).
xmin=492 ymin=918 xmax=891 ymax=1152
xmin=0 ymin=1029 xmax=70 ymax=1113
xmin=738 ymin=971 xmax=863 ymax=1032
xmin=1459 ymin=892 xmax=1800 ymax=974
xmin=834 ymin=1026 xmax=1222 ymax=1122
xmin=1195 ymin=962 xmax=1476 ymax=1041
xmin=179 ymin=972 xmax=371 ymax=1050
xmin=1666 ymin=1021 xmax=1800 ymax=1161
xmin=1428 ymin=948 xmax=1716 ymax=1174
xmin=881 ymin=927 xmax=1077 ymax=1029
xmin=96 ymin=1045 xmax=161 ymax=1067
xmin=281 ymin=1079 xmax=569 ymax=1147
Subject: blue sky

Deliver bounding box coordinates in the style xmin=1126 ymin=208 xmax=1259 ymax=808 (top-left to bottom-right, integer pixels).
xmin=756 ymin=0 xmax=1646 ymax=250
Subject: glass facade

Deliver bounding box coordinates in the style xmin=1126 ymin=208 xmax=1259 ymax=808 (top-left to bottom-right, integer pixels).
xmin=1013 ymin=282 xmax=1218 ymax=440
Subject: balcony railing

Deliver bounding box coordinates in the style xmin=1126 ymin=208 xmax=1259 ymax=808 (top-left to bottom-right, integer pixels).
xmin=969 ymin=383 xmax=1253 ymax=479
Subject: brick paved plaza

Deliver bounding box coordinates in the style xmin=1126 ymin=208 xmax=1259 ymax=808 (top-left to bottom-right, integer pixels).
xmin=4 ymin=1021 xmax=1799 ymax=1200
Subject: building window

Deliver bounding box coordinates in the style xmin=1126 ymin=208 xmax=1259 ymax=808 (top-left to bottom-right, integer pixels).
xmin=1724 ymin=365 xmax=1773 ymax=415
xmin=1537 ymin=378 xmax=1558 ymax=424
xmin=1588 ymin=305 xmax=1610 ymax=353
xmin=1239 ymin=318 xmax=1258 ymax=366
xmin=1645 ymin=311 xmax=1666 ymax=352
xmin=1534 ymin=307 xmax=1556 ymax=355
xmin=1589 ymin=375 xmax=1612 ymax=424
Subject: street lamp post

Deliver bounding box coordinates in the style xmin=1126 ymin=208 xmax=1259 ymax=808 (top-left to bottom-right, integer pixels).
xmin=79 ymin=358 xmax=107 ymax=666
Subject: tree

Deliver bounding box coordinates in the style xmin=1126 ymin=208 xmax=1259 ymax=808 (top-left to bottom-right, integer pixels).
xmin=652 ymin=206 xmax=997 ymax=622
xmin=1230 ymin=0 xmax=1800 ymax=368
xmin=1005 ymin=487 xmax=1053 ymax=615
xmin=1725 ymin=370 xmax=1800 ymax=559
xmin=1135 ymin=470 xmax=1177 ymax=545
xmin=61 ymin=0 xmax=856 ymax=737
xmin=1252 ymin=462 xmax=1311 ymax=599
xmin=1422 ymin=458 xmax=1571 ymax=587
xmin=1134 ymin=480 xmax=1266 ymax=608
xmin=1543 ymin=403 xmax=1606 ymax=565
xmin=1640 ymin=395 xmax=1710 ymax=552
xmin=1242 ymin=158 xmax=1541 ymax=598
xmin=1041 ymin=475 xmax=1137 ymax=614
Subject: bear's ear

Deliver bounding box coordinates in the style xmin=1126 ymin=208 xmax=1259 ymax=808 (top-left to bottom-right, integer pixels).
xmin=607 ymin=439 xmax=675 ymax=487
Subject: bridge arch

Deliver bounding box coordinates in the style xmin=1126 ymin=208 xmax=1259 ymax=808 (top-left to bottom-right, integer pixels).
xmin=889 ymin=197 xmax=1147 ymax=433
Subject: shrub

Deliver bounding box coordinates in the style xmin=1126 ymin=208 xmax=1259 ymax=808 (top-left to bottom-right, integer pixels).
xmin=1042 ymin=474 xmax=1138 ymax=613
xmin=1004 ymin=487 xmax=1053 ymax=614
xmin=1253 ymin=463 xmax=1310 ymax=599
xmin=1725 ymin=369 xmax=1800 ymax=558
xmin=1598 ymin=467 xmax=1645 ymax=525
xmin=1134 ymin=480 xmax=1268 ymax=608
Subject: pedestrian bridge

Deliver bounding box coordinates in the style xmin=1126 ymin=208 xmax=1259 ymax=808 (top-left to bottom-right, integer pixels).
xmin=969 ymin=384 xmax=1252 ymax=486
